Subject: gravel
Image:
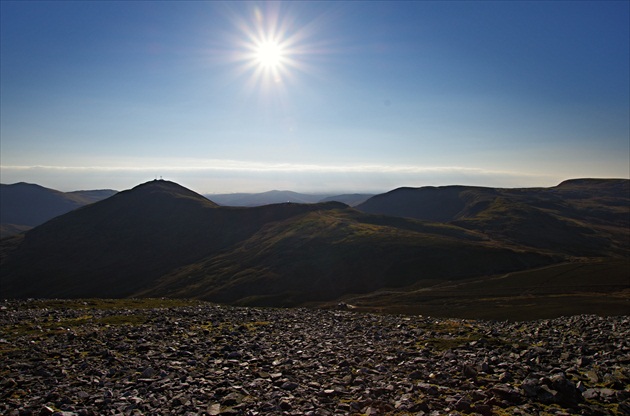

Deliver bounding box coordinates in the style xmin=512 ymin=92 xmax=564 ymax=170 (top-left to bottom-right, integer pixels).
xmin=1 ymin=300 xmax=629 ymax=415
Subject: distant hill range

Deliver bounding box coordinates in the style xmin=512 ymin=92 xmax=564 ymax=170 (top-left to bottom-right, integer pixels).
xmin=357 ymin=179 xmax=630 ymax=257
xmin=1 ymin=179 xmax=628 ymax=318
xmin=0 ymin=183 xmax=117 ymax=238
xmin=0 ymin=184 xmax=370 ymax=238
xmin=204 ymin=190 xmax=373 ymax=207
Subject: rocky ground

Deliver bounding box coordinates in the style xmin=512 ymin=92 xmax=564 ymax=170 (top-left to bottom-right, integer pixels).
xmin=0 ymin=299 xmax=629 ymax=416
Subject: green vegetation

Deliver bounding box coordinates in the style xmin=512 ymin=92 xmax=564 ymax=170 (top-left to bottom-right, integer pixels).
xmin=2 ymin=313 xmax=148 ymax=341
xmin=17 ymin=298 xmax=202 ymax=310
xmin=422 ymin=335 xmax=482 ymax=351
xmin=195 ymin=320 xmax=271 ymax=334
xmin=0 ymin=298 xmax=203 ymax=348
xmin=143 ymin=208 xmax=558 ymax=306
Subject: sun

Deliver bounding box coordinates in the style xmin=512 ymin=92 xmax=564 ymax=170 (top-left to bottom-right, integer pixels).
xmin=228 ymin=3 xmax=321 ymax=90
xmin=255 ymin=40 xmax=285 ymax=69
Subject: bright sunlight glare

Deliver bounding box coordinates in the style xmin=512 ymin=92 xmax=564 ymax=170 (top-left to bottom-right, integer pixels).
xmin=229 ymin=3 xmax=321 ymax=91
xmin=255 ymin=41 xmax=285 ymax=69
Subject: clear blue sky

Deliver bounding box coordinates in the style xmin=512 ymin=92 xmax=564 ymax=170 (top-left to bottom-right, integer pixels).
xmin=1 ymin=1 xmax=628 ymax=193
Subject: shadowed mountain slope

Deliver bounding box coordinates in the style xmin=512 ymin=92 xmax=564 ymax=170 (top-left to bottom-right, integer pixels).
xmin=0 ymin=180 xmax=346 ymax=298
xmin=0 ymin=182 xmax=116 ymax=238
xmin=359 ymin=186 xmax=479 ymax=222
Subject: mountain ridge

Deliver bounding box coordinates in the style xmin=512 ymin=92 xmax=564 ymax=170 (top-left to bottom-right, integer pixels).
xmin=357 ymin=179 xmax=629 ymax=257
xmin=0 ymin=180 xmax=348 ymax=298
xmin=0 ymin=182 xmax=117 ymax=238
xmin=139 ymin=208 xmax=557 ymax=306
xmin=1 ymin=178 xmax=627 ymax=315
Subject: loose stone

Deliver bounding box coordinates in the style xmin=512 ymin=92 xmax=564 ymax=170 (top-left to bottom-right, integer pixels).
xmin=0 ymin=300 xmax=627 ymax=415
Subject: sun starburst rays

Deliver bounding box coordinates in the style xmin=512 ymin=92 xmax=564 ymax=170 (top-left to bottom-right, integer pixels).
xmin=230 ymin=5 xmax=309 ymax=92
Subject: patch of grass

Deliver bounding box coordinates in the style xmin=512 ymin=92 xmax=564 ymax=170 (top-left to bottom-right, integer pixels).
xmin=0 ymin=323 xmax=59 ymax=339
xmin=0 ymin=310 xmax=150 ymax=344
xmin=44 ymin=312 xmax=148 ymax=328
xmin=19 ymin=298 xmax=203 ymax=310
xmin=196 ymin=320 xmax=270 ymax=334
xmin=422 ymin=334 xmax=483 ymax=351
xmin=0 ymin=345 xmax=20 ymax=358
xmin=96 ymin=314 xmax=148 ymax=325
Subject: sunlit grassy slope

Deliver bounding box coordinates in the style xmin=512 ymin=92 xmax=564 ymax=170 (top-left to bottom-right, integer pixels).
xmin=358 ymin=179 xmax=630 ymax=257
xmin=139 ymin=209 xmax=557 ymax=305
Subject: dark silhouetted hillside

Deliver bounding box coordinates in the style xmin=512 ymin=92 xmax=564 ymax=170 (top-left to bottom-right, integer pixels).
xmin=0 ymin=180 xmax=347 ymax=298
xmin=358 ymin=186 xmax=480 ymax=222
xmin=0 ymin=182 xmax=116 ymax=238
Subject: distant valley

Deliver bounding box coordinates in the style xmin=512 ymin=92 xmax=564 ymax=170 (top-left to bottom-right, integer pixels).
xmin=203 ymin=190 xmax=373 ymax=207
xmin=1 ymin=178 xmax=628 ymax=319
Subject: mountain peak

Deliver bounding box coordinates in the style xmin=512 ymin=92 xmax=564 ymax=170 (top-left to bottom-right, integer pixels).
xmin=121 ymin=179 xmax=219 ymax=207
xmin=556 ymin=178 xmax=629 ymax=188
xmin=3 ymin=182 xmax=57 ymax=192
xmin=132 ymin=179 xmax=196 ymax=193
xmin=133 ymin=179 xmax=181 ymax=188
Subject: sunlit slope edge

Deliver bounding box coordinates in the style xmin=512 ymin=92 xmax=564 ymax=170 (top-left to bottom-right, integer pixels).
xmin=137 ymin=209 xmax=558 ymax=306
xmin=357 ymin=179 xmax=629 ymax=257
xmin=0 ymin=180 xmax=346 ymax=298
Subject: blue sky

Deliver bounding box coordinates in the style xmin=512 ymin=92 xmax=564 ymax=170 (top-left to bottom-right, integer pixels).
xmin=1 ymin=1 xmax=628 ymax=193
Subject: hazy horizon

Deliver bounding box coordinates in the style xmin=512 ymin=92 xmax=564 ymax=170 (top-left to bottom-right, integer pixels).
xmin=3 ymin=175 xmax=627 ymax=197
xmin=2 ymin=1 xmax=628 ymax=194
xmin=2 ymin=162 xmax=599 ymax=194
